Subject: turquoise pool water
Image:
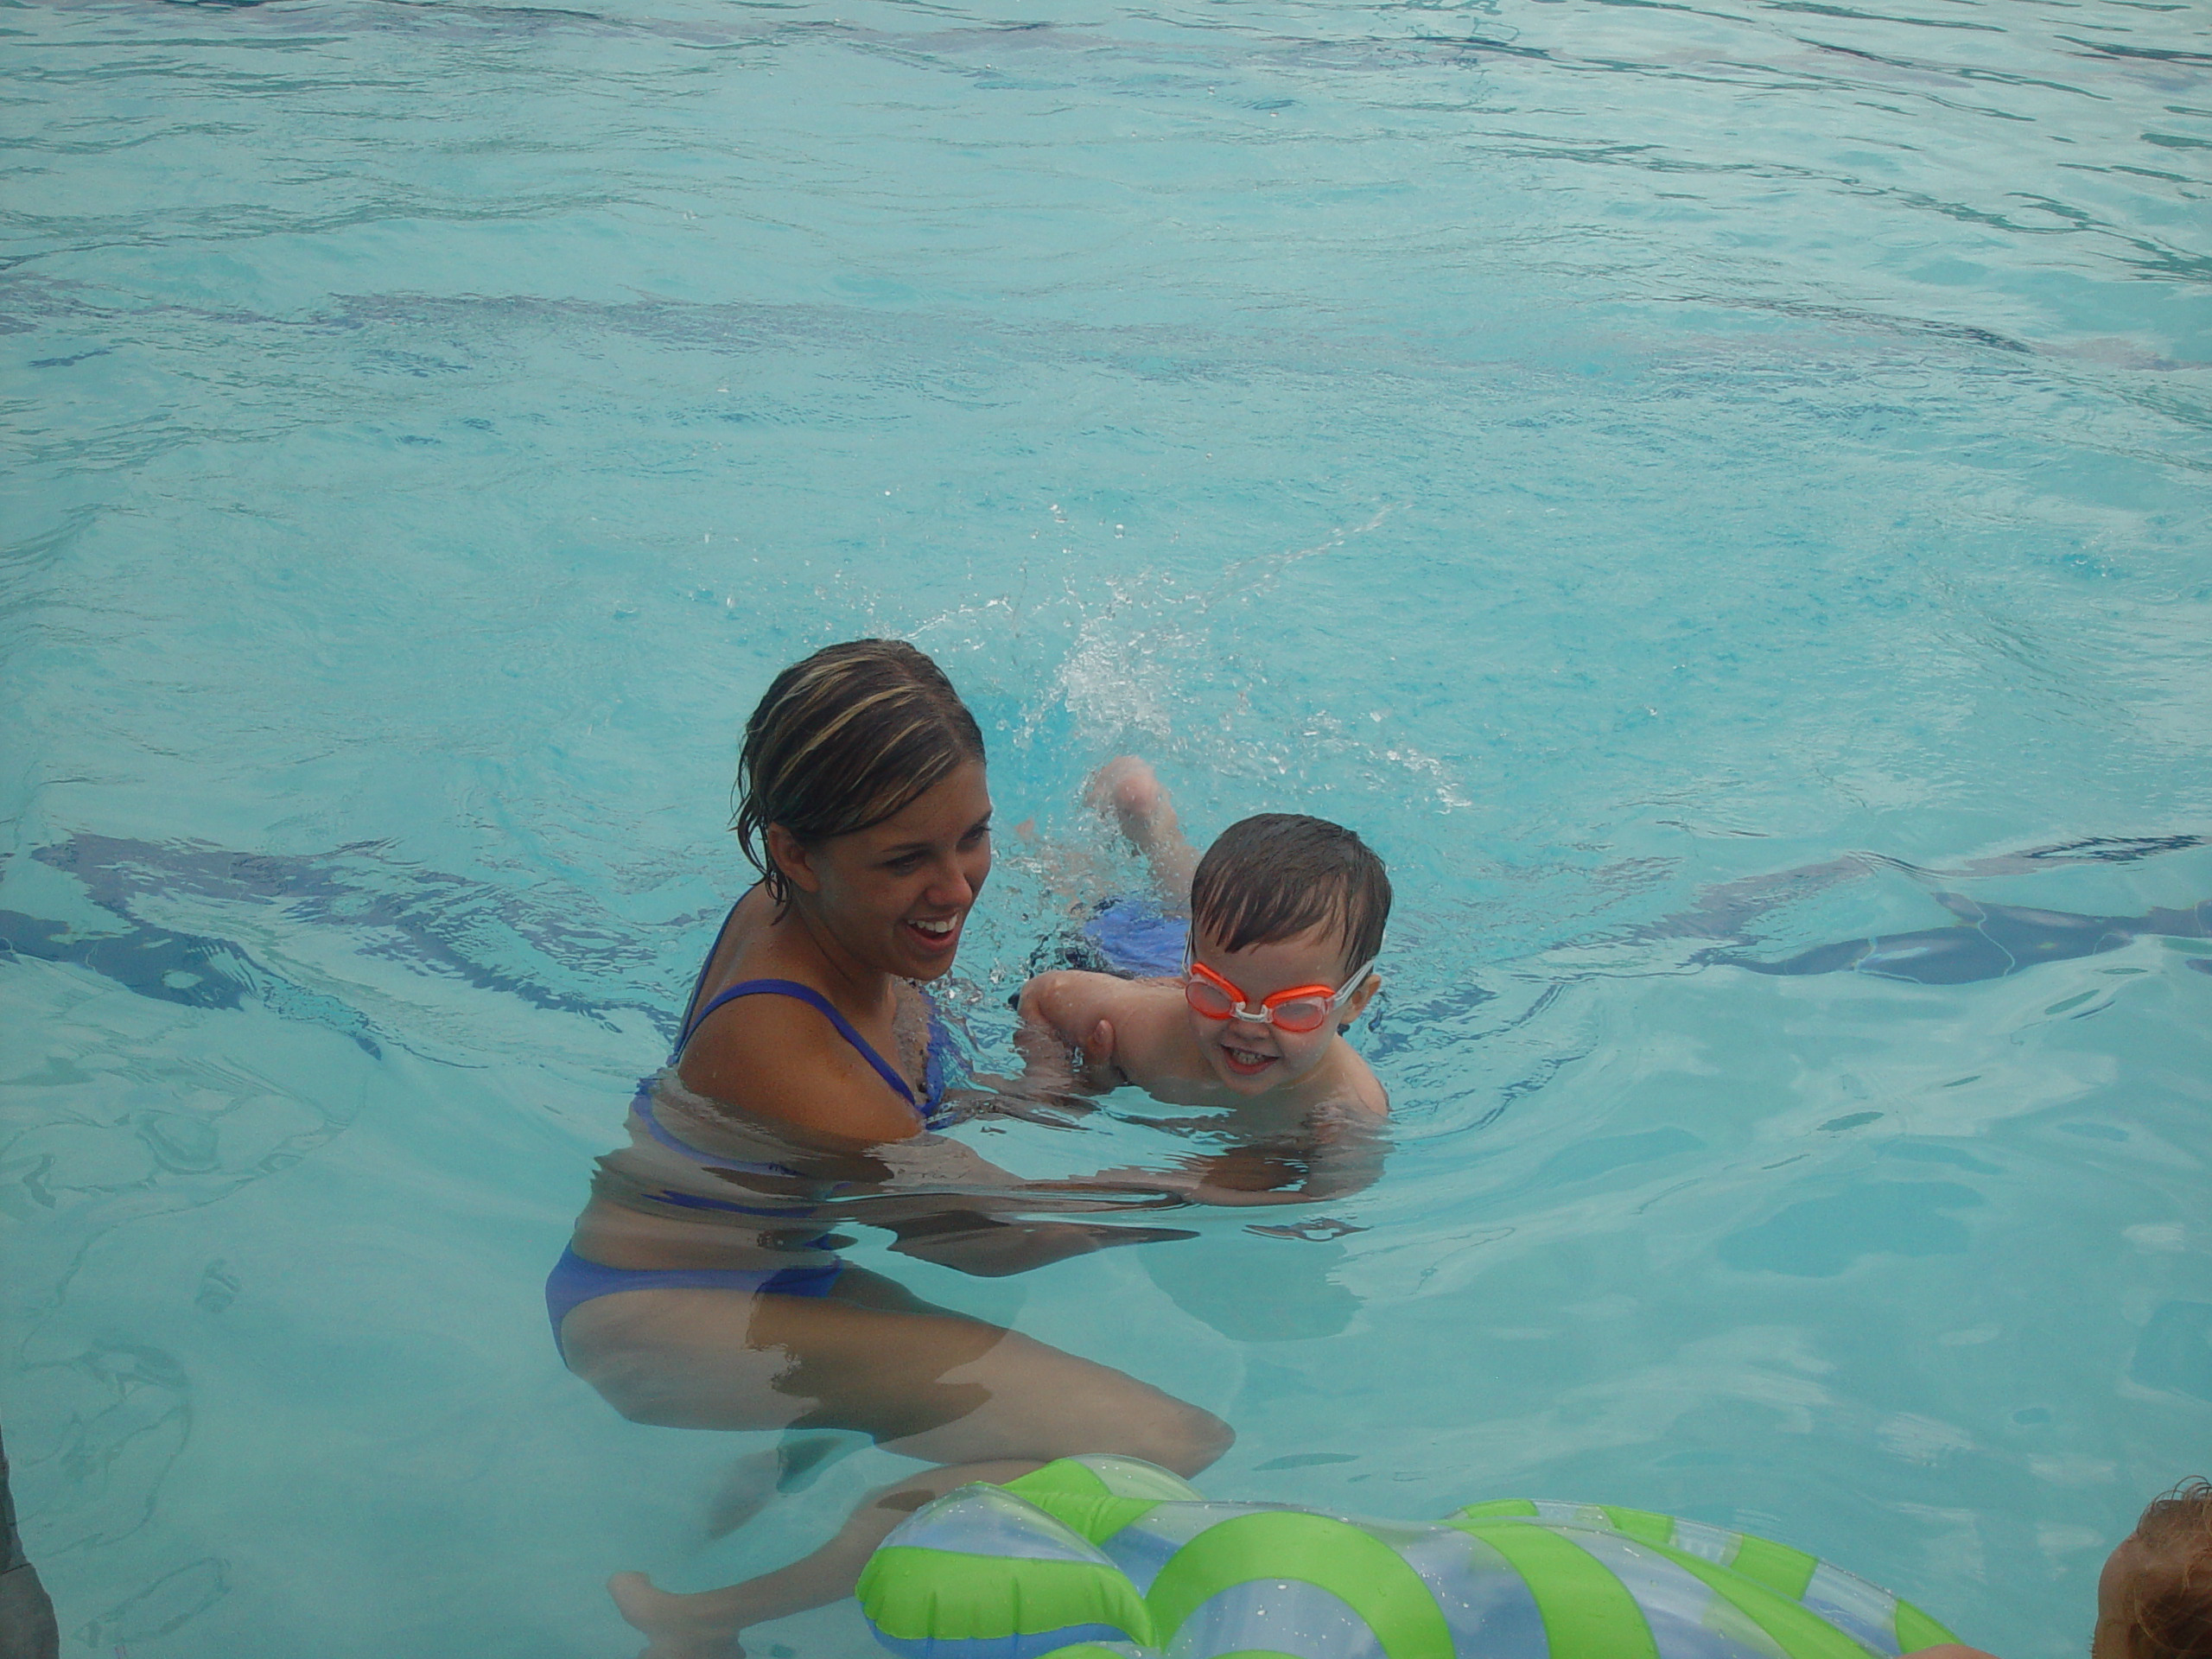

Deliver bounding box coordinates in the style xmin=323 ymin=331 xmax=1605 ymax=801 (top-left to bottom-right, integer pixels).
xmin=3 ymin=0 xmax=2209 ymax=1651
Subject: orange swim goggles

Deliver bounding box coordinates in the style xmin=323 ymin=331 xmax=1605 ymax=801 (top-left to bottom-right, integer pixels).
xmin=1182 ymin=938 xmax=1376 ymax=1034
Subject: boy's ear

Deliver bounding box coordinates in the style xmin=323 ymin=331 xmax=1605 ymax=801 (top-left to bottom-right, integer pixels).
xmin=1338 ymin=972 xmax=1382 ymax=1030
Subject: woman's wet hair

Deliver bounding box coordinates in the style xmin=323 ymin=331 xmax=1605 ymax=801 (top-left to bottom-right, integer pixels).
xmin=2116 ymin=1478 xmax=2212 ymax=1659
xmin=734 ymin=639 xmax=985 ymax=906
xmin=1189 ymin=814 xmax=1390 ymax=974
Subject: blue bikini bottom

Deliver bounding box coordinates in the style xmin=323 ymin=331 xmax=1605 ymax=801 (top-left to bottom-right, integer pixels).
xmin=544 ymin=1246 xmax=843 ymax=1363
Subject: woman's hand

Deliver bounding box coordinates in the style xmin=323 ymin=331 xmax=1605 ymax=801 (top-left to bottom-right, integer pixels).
xmin=1077 ymin=1018 xmax=1123 ymax=1089
xmin=1073 ymin=1152 xmax=1315 ymax=1209
xmin=1014 ymin=972 xmax=1129 ymax=1096
xmin=886 ymin=1211 xmax=1196 ymax=1275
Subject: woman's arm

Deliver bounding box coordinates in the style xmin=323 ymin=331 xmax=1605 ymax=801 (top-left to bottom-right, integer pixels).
xmin=857 ymin=1128 xmax=1199 ymax=1276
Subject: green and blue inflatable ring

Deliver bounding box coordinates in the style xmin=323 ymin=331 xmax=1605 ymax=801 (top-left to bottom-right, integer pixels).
xmin=857 ymin=1455 xmax=1958 ymax=1659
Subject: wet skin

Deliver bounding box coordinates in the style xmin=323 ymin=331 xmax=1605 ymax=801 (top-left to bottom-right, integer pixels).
xmin=563 ymin=758 xmax=1228 ymax=1659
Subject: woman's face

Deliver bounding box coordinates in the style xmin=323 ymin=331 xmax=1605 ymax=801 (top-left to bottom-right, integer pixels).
xmin=781 ymin=758 xmax=993 ymax=982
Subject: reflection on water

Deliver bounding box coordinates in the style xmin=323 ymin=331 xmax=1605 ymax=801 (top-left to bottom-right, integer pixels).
xmin=20 ymin=835 xmax=683 ymax=1040
xmin=33 ymin=817 xmax=2197 ymax=1395
xmin=577 ymin=1066 xmax=1206 ymax=1283
xmin=16 ymin=823 xmax=2205 ymax=1332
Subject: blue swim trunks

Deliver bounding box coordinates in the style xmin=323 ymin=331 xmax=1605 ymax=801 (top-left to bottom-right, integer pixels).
xmin=1075 ymin=896 xmax=1187 ymax=979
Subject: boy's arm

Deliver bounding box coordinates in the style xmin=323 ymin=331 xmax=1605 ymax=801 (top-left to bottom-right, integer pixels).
xmin=1196 ymin=1120 xmax=1386 ymax=1205
xmin=1283 ymin=1102 xmax=1389 ymax=1202
xmin=1015 ymin=970 xmax=1132 ymax=1093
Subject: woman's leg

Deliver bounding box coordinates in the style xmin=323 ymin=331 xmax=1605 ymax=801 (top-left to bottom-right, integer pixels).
xmin=608 ymin=1457 xmax=1044 ymax=1659
xmin=562 ymin=1270 xmax=1230 ymax=1658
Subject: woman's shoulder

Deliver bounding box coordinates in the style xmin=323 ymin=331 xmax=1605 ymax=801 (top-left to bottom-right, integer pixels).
xmin=676 ymin=982 xmax=925 ymax=1146
xmin=677 ymin=980 xmax=843 ymax=1078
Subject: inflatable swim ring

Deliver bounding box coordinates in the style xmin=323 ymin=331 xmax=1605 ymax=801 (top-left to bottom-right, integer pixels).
xmin=858 ymin=1455 xmax=1958 ymax=1659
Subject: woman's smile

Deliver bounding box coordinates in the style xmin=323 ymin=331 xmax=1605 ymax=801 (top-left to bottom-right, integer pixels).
xmin=813 ymin=756 xmax=993 ymax=980
xmin=902 ymin=912 xmax=965 ymax=958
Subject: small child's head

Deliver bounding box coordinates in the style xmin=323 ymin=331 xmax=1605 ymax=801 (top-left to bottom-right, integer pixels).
xmin=2096 ymin=1478 xmax=2212 ymax=1659
xmin=1184 ymin=814 xmax=1391 ymax=1094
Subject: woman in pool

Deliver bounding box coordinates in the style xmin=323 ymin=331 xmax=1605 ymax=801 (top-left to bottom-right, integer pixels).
xmin=553 ymin=639 xmax=1229 ymax=1659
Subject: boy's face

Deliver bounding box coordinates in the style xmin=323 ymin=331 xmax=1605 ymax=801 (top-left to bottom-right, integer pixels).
xmin=1185 ymin=921 xmax=1376 ymax=1096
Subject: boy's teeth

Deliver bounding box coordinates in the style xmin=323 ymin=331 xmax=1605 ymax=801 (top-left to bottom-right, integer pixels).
xmin=912 ymin=918 xmax=954 ymax=936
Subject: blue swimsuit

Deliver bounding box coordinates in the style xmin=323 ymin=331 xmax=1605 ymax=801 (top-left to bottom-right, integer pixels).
xmin=546 ymin=906 xmax=956 ymax=1359
xmin=1025 ymin=894 xmax=1186 ymax=982
xmin=1081 ymin=896 xmax=1187 ymax=978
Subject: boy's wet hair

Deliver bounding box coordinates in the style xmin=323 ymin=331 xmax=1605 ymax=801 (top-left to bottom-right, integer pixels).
xmin=1190 ymin=814 xmax=1391 ymax=973
xmin=2118 ymin=1478 xmax=2212 ymax=1659
xmin=733 ymin=639 xmax=984 ymax=906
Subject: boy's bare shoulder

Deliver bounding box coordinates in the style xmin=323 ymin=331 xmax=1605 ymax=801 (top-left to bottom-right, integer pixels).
xmin=1316 ymin=1043 xmax=1389 ymax=1117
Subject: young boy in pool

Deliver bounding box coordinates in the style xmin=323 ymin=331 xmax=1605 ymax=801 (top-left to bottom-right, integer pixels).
xmin=1017 ymin=758 xmax=1390 ymax=1147
xmin=1910 ymin=1478 xmax=2212 ymax=1659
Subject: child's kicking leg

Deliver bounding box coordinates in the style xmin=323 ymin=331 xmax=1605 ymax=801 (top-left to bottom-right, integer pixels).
xmin=1086 ymin=756 xmax=1198 ymax=910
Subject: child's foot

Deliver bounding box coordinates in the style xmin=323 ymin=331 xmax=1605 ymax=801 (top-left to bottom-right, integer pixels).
xmin=1085 ymin=757 xmax=1199 ymax=907
xmin=610 ymin=1573 xmax=747 ymax=1659
xmin=1085 ymin=756 xmax=1170 ymax=844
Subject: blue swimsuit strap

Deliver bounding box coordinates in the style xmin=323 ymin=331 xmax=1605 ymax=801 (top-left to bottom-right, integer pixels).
xmin=677 ymin=978 xmax=918 ymax=1107
xmin=676 ymin=899 xmax=748 ymax=1041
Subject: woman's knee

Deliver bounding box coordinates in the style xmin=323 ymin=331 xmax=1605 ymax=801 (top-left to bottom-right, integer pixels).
xmin=1122 ymin=1398 xmax=1232 ymax=1476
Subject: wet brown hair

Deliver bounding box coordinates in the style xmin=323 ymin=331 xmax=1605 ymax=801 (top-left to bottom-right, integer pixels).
xmin=1190 ymin=813 xmax=1391 ymax=975
xmin=2115 ymin=1478 xmax=2212 ymax=1659
xmin=733 ymin=639 xmax=984 ymax=906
